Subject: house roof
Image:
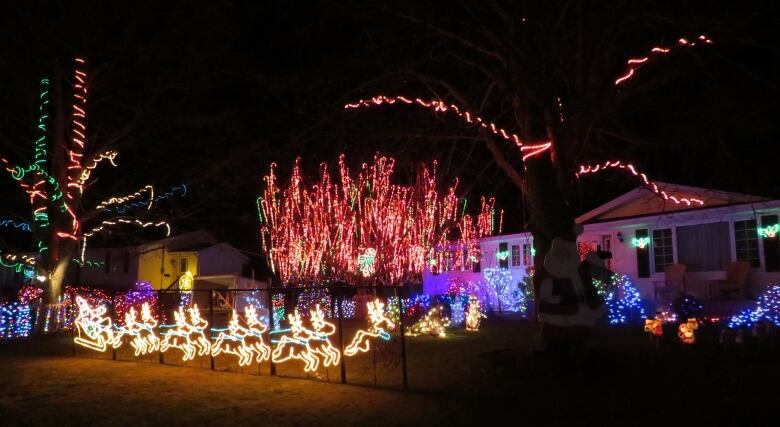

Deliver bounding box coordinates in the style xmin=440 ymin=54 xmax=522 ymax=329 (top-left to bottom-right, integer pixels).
xmin=576 ymin=183 xmax=770 ymax=224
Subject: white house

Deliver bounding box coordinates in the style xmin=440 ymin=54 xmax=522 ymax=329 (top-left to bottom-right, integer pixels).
xmin=424 ymin=183 xmax=780 ymax=313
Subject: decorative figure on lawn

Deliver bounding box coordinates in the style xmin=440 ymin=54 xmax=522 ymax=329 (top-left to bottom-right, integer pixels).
xmin=307 ymin=305 xmax=341 ymax=367
xmin=73 ymin=296 xmax=121 ymax=352
xmin=271 ymin=309 xmax=322 ymax=372
xmin=535 ymin=226 xmax=606 ymax=358
xmin=644 ymin=313 xmax=664 ymax=337
xmin=465 ymin=295 xmax=486 ymax=331
xmin=678 ymin=318 xmax=698 ymax=344
xmin=119 ymin=303 xmax=160 ymax=356
xmin=160 ymin=305 xmax=211 ymax=361
xmin=212 ymin=306 xmax=272 ymax=366
xmin=406 ymin=306 xmax=450 ymax=337
xmin=345 ymin=299 xmax=395 ymax=356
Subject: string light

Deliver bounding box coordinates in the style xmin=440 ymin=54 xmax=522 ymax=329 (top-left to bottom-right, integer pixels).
xmin=357 ymin=248 xmax=377 ymax=277
xmin=728 ymin=285 xmax=780 ymax=329
xmin=495 ymin=250 xmax=510 ymax=260
xmin=114 ymin=281 xmax=159 ymax=326
xmin=632 ymin=237 xmax=650 ymax=249
xmin=17 ymin=285 xmax=43 ymax=303
xmin=483 ymin=267 xmax=524 ymax=312
xmin=270 ymin=306 xmax=341 ymax=372
xmin=644 ymin=316 xmax=663 ymax=337
xmin=73 ymin=296 xmax=120 ymax=352
xmin=758 ymin=224 xmax=778 ymax=239
xmin=344 ymin=299 xmax=395 ymax=356
xmin=0 ymin=303 xmax=32 ymax=339
xmin=259 ymin=155 xmax=493 ymax=285
xmin=0 ymin=219 xmax=32 ymax=232
xmin=406 ymin=306 xmax=450 ymax=338
xmin=464 ymin=295 xmax=486 ymax=331
xmin=117 ymin=303 xmax=161 ymax=356
xmin=0 ymin=58 xmax=175 ymax=287
xmin=95 ymin=185 xmax=154 ymax=211
xmin=159 ymin=305 xmax=211 ymax=361
xmin=211 ymin=306 xmax=272 ymax=366
xmin=78 ymin=150 xmax=118 ymax=185
xmin=576 ymin=161 xmax=704 ymax=206
xmin=106 ymin=184 xmax=187 ymax=213
xmin=602 ymin=274 xmax=646 ymax=324
xmin=344 ymin=96 xmax=553 ymax=161
xmin=307 ymin=305 xmax=341 ymax=367
xmin=272 ymin=294 xmax=285 ymax=330
xmin=615 ymin=34 xmax=713 ymax=85
xmin=677 ymin=318 xmax=698 ymax=344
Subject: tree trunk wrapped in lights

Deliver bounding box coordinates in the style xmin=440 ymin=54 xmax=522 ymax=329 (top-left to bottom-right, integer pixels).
xmin=1 ymin=58 xmax=174 ymax=309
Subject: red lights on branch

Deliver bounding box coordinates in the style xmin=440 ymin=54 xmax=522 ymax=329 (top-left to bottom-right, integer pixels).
xmin=575 ymin=161 xmax=704 ymax=206
xmin=259 ymin=154 xmax=495 ymax=285
xmin=344 ymin=96 xmax=552 ymax=161
xmin=615 ymin=35 xmax=713 ymax=85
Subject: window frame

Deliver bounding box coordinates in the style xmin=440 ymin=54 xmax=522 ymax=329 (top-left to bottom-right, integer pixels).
xmin=511 ymin=245 xmax=521 ymax=267
xmin=732 ymin=218 xmax=761 ymax=268
xmin=651 ymin=228 xmax=674 ymax=274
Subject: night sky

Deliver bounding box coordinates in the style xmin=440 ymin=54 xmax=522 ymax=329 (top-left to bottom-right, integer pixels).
xmin=1 ymin=1 xmax=779 ymax=252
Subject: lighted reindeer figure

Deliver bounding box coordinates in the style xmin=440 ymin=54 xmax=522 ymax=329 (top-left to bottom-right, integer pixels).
xmin=160 ymin=305 xmax=211 ymax=361
xmin=345 ymin=299 xmax=395 ymax=356
xmin=307 ymin=305 xmax=341 ymax=367
xmin=120 ymin=303 xmax=160 ymax=356
xmin=271 ymin=310 xmax=322 ymax=372
xmin=73 ymin=296 xmax=121 ymax=352
xmin=211 ymin=306 xmax=271 ymax=366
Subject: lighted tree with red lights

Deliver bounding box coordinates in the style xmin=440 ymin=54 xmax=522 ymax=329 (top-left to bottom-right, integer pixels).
xmin=258 ymin=154 xmax=495 ymax=285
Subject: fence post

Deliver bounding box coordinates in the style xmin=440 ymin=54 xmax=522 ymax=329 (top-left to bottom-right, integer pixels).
xmin=337 ymin=290 xmax=346 ymax=384
xmin=71 ymin=305 xmax=77 ymax=357
xmin=111 ymin=290 xmax=117 ymax=361
xmin=396 ymin=286 xmax=408 ymax=390
xmin=266 ymin=287 xmax=276 ymax=376
xmin=158 ymin=290 xmax=164 ymax=365
xmin=209 ymin=289 xmax=215 ymax=371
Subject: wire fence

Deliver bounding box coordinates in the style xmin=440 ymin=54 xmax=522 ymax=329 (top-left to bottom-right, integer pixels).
xmin=53 ymin=286 xmax=413 ymax=390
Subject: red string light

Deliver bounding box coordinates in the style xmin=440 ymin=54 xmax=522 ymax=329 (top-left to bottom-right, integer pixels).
xmin=615 ymin=35 xmax=713 ymax=86
xmin=259 ymin=154 xmax=494 ymax=285
xmin=344 ymin=96 xmax=552 ymax=161
xmin=575 ymin=161 xmax=704 ymax=206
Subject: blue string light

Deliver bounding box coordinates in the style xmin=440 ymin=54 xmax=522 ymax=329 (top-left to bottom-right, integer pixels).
xmin=0 ymin=219 xmax=31 ymax=232
xmin=0 ymin=303 xmax=32 ymax=339
xmin=602 ymin=274 xmax=646 ymax=324
xmin=728 ymin=285 xmax=780 ymax=329
xmin=103 ymin=185 xmax=187 ymax=213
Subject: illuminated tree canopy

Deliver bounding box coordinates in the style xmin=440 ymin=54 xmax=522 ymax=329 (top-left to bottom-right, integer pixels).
xmin=258 ymin=154 xmax=495 ymax=285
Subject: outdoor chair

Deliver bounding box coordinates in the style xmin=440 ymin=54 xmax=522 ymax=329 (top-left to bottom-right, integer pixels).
xmin=712 ymin=261 xmax=751 ymax=298
xmin=654 ymin=264 xmax=687 ymax=302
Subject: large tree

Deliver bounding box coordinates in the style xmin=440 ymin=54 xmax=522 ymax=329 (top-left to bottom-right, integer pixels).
xmin=1 ymin=58 xmax=171 ymax=303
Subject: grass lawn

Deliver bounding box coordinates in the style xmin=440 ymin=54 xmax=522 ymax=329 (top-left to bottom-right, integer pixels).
xmin=1 ymin=318 xmax=779 ymax=426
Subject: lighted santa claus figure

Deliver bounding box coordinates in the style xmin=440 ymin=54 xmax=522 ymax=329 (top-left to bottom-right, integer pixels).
xmin=535 ymin=226 xmax=607 ymax=360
